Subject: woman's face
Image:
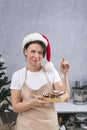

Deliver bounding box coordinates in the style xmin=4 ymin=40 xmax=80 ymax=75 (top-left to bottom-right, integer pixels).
xmin=24 ymin=42 xmax=44 ymax=67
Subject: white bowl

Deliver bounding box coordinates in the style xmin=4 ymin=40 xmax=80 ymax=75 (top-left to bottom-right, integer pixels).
xmin=75 ymin=114 xmax=87 ymax=121
xmin=80 ymin=123 xmax=87 ymax=129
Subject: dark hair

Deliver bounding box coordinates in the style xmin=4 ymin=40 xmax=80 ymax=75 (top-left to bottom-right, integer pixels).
xmin=23 ymin=40 xmax=47 ymax=57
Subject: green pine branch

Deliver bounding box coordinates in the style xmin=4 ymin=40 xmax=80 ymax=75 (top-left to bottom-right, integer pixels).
xmin=0 ymin=72 xmax=5 ymax=78
xmin=0 ymin=76 xmax=11 ymax=88
xmin=0 ymin=88 xmax=11 ymax=101
xmin=0 ymin=55 xmax=11 ymax=112
xmin=0 ymin=62 xmax=7 ymax=68
xmin=0 ymin=67 xmax=7 ymax=70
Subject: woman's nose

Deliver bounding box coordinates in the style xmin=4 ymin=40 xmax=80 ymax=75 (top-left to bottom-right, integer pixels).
xmin=34 ymin=52 xmax=39 ymax=58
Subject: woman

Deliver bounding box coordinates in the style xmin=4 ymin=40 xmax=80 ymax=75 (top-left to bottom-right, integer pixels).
xmin=10 ymin=33 xmax=70 ymax=130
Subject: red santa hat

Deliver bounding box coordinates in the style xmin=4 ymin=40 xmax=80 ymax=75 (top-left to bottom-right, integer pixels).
xmin=22 ymin=33 xmax=54 ymax=71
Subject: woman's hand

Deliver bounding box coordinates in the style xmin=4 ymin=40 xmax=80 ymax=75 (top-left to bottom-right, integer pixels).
xmin=32 ymin=94 xmax=49 ymax=106
xmin=60 ymin=58 xmax=70 ymax=75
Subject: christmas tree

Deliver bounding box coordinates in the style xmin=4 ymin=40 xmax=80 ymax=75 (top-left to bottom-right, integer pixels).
xmin=0 ymin=55 xmax=11 ymax=112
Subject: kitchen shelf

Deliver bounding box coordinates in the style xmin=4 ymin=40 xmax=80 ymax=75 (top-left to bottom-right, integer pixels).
xmin=55 ymin=99 xmax=87 ymax=113
xmin=56 ymin=99 xmax=87 ymax=129
xmin=58 ymin=113 xmax=87 ymax=130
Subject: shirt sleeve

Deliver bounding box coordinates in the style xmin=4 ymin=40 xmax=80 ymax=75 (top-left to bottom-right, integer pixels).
xmin=10 ymin=72 xmax=21 ymax=90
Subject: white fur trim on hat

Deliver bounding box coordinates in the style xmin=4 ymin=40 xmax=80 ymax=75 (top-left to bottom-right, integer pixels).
xmin=22 ymin=33 xmax=48 ymax=48
xmin=43 ymin=61 xmax=54 ymax=71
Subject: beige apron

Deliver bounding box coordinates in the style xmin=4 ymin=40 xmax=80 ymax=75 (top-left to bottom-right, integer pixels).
xmin=15 ymin=69 xmax=59 ymax=130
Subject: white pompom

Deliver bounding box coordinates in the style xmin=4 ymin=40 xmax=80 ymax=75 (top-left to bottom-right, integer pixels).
xmin=43 ymin=62 xmax=54 ymax=71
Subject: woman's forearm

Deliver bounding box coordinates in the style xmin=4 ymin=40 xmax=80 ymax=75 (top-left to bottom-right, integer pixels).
xmin=12 ymin=99 xmax=36 ymax=113
xmin=61 ymin=73 xmax=70 ymax=100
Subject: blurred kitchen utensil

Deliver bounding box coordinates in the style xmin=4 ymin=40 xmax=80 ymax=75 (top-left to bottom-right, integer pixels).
xmin=72 ymin=80 xmax=87 ymax=105
xmin=75 ymin=113 xmax=87 ymax=121
xmin=59 ymin=125 xmax=66 ymax=130
xmin=80 ymin=123 xmax=87 ymax=129
xmin=65 ymin=121 xmax=75 ymax=130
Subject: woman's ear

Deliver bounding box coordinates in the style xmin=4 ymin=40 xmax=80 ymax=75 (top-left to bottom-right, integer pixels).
xmin=24 ymin=49 xmax=27 ymax=57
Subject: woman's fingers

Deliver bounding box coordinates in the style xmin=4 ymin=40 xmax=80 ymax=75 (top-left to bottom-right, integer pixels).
xmin=61 ymin=58 xmax=70 ymax=68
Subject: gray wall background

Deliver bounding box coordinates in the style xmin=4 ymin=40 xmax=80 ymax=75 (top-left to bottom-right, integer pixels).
xmin=0 ymin=0 xmax=87 ymax=97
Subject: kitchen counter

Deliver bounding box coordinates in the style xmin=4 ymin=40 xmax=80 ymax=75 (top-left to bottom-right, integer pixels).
xmin=55 ymin=99 xmax=87 ymax=113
